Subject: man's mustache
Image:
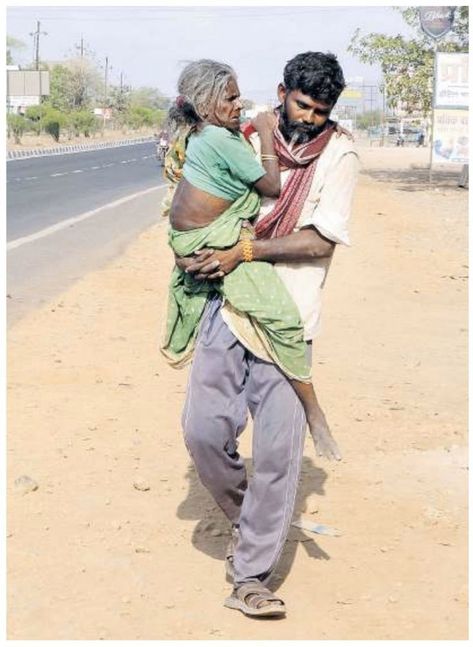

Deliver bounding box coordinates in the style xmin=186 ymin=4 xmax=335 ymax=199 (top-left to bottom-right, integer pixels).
xmin=287 ymin=120 xmax=320 ymax=135
xmin=279 ymin=105 xmax=325 ymax=143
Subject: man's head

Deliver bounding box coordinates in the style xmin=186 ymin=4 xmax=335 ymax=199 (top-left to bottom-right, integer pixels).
xmin=278 ymin=52 xmax=345 ymax=144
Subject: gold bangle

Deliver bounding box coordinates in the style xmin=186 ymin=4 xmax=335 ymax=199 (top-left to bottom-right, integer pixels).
xmin=261 ymin=154 xmax=278 ymax=161
xmin=241 ymin=238 xmax=254 ymax=262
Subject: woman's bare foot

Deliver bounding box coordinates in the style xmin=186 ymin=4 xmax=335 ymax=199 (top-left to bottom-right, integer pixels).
xmin=307 ymin=408 xmax=342 ymax=461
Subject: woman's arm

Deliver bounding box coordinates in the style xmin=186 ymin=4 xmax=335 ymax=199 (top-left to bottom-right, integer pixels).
xmin=251 ymin=112 xmax=281 ymax=198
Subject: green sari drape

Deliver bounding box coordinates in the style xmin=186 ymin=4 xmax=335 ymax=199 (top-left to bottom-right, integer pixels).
xmin=161 ymin=189 xmax=311 ymax=382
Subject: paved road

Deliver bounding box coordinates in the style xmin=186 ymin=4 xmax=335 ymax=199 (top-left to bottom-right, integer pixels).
xmin=7 ymin=142 xmax=163 ymax=241
xmin=7 ymin=143 xmax=168 ymax=327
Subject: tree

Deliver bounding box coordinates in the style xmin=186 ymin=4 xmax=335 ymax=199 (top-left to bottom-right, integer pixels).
xmin=124 ymin=106 xmax=158 ymax=130
xmin=129 ymin=87 xmax=170 ymax=110
xmin=69 ymin=110 xmax=98 ymax=137
xmin=348 ymin=6 xmax=469 ymax=116
xmin=7 ymin=35 xmax=26 ymax=65
xmin=48 ymin=59 xmax=102 ymax=112
xmin=42 ymin=107 xmax=68 ymax=142
xmin=7 ymin=114 xmax=27 ymax=144
xmin=24 ymin=104 xmax=49 ymax=135
xmin=108 ymin=83 xmax=132 ymax=114
xmin=356 ymin=110 xmax=383 ymax=130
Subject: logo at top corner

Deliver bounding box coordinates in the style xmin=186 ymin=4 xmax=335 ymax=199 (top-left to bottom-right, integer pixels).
xmin=419 ymin=6 xmax=455 ymax=40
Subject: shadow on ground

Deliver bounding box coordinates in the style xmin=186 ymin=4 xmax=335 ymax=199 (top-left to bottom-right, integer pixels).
xmin=176 ymin=454 xmax=330 ymax=587
xmin=361 ymin=165 xmax=466 ymax=193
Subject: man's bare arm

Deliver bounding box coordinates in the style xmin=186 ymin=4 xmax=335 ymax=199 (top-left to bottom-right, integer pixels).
xmin=252 ymin=226 xmax=335 ymax=263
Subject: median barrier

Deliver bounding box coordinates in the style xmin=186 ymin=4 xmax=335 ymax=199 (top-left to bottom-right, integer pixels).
xmin=6 ymin=136 xmax=155 ymax=161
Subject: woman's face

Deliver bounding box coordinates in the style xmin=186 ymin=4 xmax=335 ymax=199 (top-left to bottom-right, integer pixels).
xmin=207 ymin=78 xmax=243 ymax=131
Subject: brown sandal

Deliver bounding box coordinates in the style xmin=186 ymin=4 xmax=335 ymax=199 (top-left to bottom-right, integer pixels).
xmin=224 ymin=581 xmax=286 ymax=617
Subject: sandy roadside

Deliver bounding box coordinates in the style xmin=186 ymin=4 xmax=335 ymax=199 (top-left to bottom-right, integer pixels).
xmin=7 ymin=146 xmax=468 ymax=640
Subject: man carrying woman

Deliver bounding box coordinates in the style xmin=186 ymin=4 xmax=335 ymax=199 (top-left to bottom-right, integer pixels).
xmin=161 ymin=52 xmax=358 ymax=618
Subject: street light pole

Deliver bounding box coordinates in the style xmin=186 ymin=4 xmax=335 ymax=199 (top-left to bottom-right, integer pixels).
xmin=381 ymin=84 xmax=386 ymax=147
xmin=102 ymin=56 xmax=109 ymax=135
xmin=428 ymin=40 xmax=438 ymax=185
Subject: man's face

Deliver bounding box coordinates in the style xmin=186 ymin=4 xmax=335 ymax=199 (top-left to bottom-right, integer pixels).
xmin=208 ymin=78 xmax=243 ymax=132
xmin=277 ymin=84 xmax=333 ymax=144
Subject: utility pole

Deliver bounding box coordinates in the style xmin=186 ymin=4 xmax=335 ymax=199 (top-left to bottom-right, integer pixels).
xmin=74 ymin=34 xmax=85 ymax=58
xmin=104 ymin=56 xmax=109 ymax=105
xmin=428 ymin=41 xmax=438 ymax=185
xmin=102 ymin=56 xmax=110 ymax=135
xmin=29 ymin=20 xmax=47 ymax=70
xmin=381 ymin=84 xmax=386 ymax=146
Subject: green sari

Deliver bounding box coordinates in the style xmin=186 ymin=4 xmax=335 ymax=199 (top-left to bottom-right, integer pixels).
xmin=161 ymin=189 xmax=311 ymax=382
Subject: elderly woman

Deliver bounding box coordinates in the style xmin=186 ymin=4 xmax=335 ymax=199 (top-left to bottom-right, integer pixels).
xmin=160 ymin=59 xmax=339 ymax=617
xmin=161 ymin=60 xmax=331 ymax=425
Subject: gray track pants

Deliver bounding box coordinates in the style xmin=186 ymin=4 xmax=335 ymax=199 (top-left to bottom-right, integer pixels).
xmin=182 ymin=298 xmax=308 ymax=585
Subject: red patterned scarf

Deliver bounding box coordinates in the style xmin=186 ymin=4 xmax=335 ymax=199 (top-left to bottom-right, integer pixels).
xmin=242 ymin=117 xmax=336 ymax=239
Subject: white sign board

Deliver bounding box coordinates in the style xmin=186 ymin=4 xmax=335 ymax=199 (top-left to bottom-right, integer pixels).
xmin=435 ymin=53 xmax=469 ymax=109
xmin=432 ymin=109 xmax=469 ymax=164
xmin=94 ymin=108 xmax=112 ymax=120
xmin=8 ymin=96 xmax=40 ymax=107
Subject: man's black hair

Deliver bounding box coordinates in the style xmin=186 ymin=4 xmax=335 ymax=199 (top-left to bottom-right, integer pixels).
xmin=283 ymin=52 xmax=346 ymax=105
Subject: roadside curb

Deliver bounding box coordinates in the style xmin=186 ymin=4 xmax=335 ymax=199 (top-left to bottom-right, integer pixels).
xmin=7 ymin=136 xmax=155 ymax=161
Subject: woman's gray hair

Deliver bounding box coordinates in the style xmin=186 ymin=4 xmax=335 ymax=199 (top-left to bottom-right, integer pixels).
xmin=178 ymin=59 xmax=236 ymax=120
xmin=167 ymin=59 xmax=236 ymax=138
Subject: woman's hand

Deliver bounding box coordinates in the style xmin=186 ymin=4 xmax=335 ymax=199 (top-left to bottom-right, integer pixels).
xmin=251 ymin=111 xmax=278 ymax=135
xmin=179 ymin=244 xmax=243 ymax=280
xmin=174 ymin=249 xmax=216 ymax=273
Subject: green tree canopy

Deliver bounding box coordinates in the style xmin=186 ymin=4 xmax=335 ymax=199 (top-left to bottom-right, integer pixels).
xmin=129 ymin=87 xmax=170 ymax=110
xmin=48 ymin=59 xmax=102 ymax=111
xmin=348 ymin=6 xmax=469 ymax=116
xmin=7 ymin=35 xmax=26 ymax=65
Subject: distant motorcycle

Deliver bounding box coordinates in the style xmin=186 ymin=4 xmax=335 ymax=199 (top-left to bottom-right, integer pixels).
xmin=156 ymin=138 xmax=169 ymax=164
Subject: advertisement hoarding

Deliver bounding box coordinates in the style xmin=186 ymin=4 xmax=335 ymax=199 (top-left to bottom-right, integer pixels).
xmin=7 ymin=70 xmax=50 ymax=96
xmin=435 ymin=52 xmax=469 ymax=109
xmin=432 ymin=109 xmax=469 ymax=164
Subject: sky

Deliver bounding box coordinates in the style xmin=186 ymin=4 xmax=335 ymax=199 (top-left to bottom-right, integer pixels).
xmin=6 ymin=3 xmax=418 ymax=106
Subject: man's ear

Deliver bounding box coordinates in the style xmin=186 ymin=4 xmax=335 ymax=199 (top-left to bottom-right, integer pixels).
xmin=277 ymin=83 xmax=287 ymax=104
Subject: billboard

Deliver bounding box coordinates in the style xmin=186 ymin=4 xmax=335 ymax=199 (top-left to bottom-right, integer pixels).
xmin=7 ymin=70 xmax=50 ymax=97
xmin=432 ymin=109 xmax=468 ymax=164
xmin=434 ymin=53 xmax=469 ymax=109
xmin=340 ymin=88 xmax=362 ymax=100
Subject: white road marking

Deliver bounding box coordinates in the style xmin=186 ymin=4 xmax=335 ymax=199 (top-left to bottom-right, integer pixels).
xmin=10 ymin=156 xmax=152 ymax=183
xmin=7 ymin=184 xmax=166 ymax=251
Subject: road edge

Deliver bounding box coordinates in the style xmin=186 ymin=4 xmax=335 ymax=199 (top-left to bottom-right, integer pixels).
xmin=7 ymin=135 xmax=155 ymax=161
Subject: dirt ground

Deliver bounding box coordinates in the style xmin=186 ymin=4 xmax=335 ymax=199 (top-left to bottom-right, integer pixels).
xmin=7 ymin=145 xmax=468 ymax=640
